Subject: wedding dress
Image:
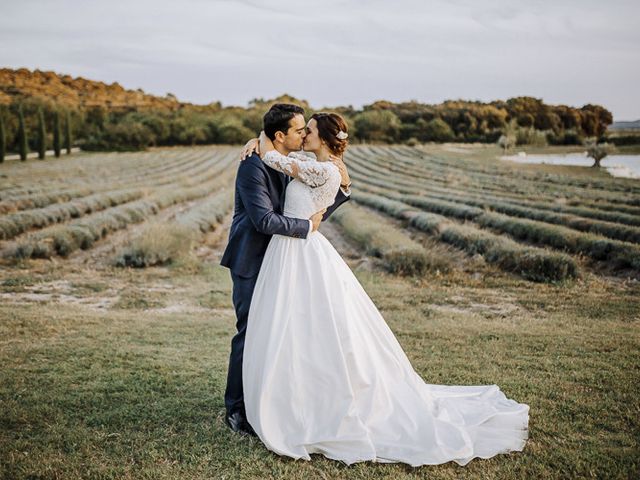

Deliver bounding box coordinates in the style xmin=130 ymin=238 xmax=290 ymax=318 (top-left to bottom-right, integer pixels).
xmin=242 ymin=150 xmax=529 ymax=466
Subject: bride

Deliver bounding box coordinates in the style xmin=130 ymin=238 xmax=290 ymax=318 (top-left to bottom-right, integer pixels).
xmin=239 ymin=113 xmax=529 ymax=466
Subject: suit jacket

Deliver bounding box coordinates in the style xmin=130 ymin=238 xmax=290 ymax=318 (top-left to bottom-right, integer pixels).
xmin=220 ymin=153 xmax=350 ymax=277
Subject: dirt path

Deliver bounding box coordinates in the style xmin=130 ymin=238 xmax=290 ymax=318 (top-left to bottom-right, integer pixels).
xmin=195 ymin=212 xmax=233 ymax=264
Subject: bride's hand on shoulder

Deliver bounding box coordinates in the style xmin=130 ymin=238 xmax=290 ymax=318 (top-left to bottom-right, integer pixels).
xmin=329 ymin=154 xmax=343 ymax=166
xmin=240 ymin=138 xmax=260 ymax=161
xmin=329 ymin=154 xmax=351 ymax=188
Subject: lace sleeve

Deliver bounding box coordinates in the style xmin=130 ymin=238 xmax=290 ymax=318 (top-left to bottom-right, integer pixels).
xmin=262 ymin=150 xmax=337 ymax=188
xmin=288 ymin=151 xmax=313 ymax=162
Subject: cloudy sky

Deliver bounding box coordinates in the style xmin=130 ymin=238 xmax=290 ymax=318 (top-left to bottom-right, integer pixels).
xmin=1 ymin=0 xmax=639 ymax=120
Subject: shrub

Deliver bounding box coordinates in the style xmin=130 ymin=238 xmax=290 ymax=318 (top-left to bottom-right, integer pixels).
xmin=400 ymin=195 xmax=483 ymax=221
xmin=113 ymin=223 xmax=195 ymax=267
xmin=330 ymin=203 xmax=450 ymax=275
xmin=0 ymin=189 xmax=144 ymax=240
xmin=498 ymin=134 xmax=516 ymax=152
xmin=585 ymin=138 xmax=616 ymax=168
xmin=353 ymin=191 xmax=580 ymax=282
xmin=440 ymin=224 xmax=578 ymax=282
xmin=477 ymin=212 xmax=640 ymax=269
xmin=608 ymin=135 xmax=640 ymax=146
xmin=423 ymin=118 xmax=455 ymax=142
xmin=516 ymin=127 xmax=548 ymax=146
xmin=175 ymin=189 xmax=234 ymax=233
xmin=384 ymin=247 xmax=441 ymax=275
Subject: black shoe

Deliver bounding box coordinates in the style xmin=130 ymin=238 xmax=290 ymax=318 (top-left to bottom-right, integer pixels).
xmin=243 ymin=420 xmax=257 ymax=437
xmin=224 ymin=411 xmax=257 ymax=437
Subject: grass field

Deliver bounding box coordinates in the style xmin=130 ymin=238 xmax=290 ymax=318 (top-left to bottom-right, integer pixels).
xmin=1 ymin=144 xmax=639 ymax=479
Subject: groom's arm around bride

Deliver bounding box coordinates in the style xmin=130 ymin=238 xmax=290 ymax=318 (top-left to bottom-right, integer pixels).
xmin=220 ymin=152 xmax=318 ymax=278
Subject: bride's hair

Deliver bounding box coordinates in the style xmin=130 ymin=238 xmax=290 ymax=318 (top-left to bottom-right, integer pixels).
xmin=311 ymin=113 xmax=349 ymax=157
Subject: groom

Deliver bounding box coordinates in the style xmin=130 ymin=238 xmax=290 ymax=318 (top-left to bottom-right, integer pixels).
xmin=220 ymin=103 xmax=351 ymax=435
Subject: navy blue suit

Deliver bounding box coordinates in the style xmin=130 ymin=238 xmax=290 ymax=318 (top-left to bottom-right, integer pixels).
xmin=220 ymin=152 xmax=350 ymax=415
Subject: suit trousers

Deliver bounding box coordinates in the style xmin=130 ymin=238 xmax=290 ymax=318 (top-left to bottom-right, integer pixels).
xmin=224 ymin=271 xmax=259 ymax=415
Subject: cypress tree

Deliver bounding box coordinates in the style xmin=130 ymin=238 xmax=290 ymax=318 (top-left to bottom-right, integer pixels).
xmin=64 ymin=110 xmax=72 ymax=154
xmin=53 ymin=110 xmax=61 ymax=157
xmin=0 ymin=113 xmax=5 ymax=163
xmin=37 ymin=108 xmax=46 ymax=160
xmin=18 ymin=105 xmax=28 ymax=161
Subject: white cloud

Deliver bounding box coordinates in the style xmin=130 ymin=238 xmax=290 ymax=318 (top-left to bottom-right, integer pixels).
xmin=0 ymin=0 xmax=638 ymax=119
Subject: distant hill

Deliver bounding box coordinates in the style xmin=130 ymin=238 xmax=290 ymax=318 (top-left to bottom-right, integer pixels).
xmin=0 ymin=67 xmax=184 ymax=111
xmin=610 ymin=120 xmax=640 ymax=131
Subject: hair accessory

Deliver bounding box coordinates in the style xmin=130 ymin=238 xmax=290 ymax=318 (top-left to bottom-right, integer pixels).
xmin=336 ymin=131 xmax=348 ymax=140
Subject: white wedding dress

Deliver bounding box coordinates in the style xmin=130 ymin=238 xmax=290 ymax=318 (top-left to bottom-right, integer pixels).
xmin=242 ymin=150 xmax=529 ymax=466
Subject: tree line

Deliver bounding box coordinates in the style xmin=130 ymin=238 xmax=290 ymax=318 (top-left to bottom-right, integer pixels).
xmin=0 ymin=94 xmax=615 ymax=158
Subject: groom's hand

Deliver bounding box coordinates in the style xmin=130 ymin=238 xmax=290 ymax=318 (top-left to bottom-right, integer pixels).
xmin=310 ymin=208 xmax=327 ymax=232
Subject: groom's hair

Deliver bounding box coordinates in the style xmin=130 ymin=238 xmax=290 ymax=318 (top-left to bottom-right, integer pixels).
xmin=263 ymin=103 xmax=305 ymax=141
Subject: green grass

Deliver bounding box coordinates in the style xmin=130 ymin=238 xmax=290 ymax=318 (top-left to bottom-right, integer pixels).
xmin=0 ymin=263 xmax=638 ymax=479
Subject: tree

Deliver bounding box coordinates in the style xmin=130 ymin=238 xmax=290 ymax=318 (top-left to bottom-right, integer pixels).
xmin=134 ymin=112 xmax=170 ymax=145
xmin=64 ymin=110 xmax=72 ymax=154
xmin=506 ymin=96 xmax=545 ymax=120
xmin=498 ymin=134 xmax=515 ymax=152
xmin=53 ymin=111 xmax=61 ymax=157
xmin=215 ymin=118 xmax=254 ymax=144
xmin=354 ymin=109 xmax=401 ymax=142
xmin=498 ymin=119 xmax=517 ymax=152
xmin=581 ymin=104 xmax=613 ymax=139
xmin=86 ymin=106 xmax=107 ymax=130
xmin=553 ymin=105 xmax=581 ymax=131
xmin=423 ymin=118 xmax=454 ymax=142
xmin=0 ymin=113 xmax=5 ymax=163
xmin=37 ymin=107 xmax=46 ymax=159
xmin=83 ymin=122 xmax=153 ymax=151
xmin=585 ymin=138 xmax=615 ymax=168
xmin=17 ymin=105 xmax=28 ymax=161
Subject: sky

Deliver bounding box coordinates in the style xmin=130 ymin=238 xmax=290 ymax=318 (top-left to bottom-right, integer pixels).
xmin=1 ymin=0 xmax=639 ymax=120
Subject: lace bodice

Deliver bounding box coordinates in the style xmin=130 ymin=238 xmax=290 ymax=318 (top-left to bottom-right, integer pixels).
xmin=262 ymin=150 xmax=341 ymax=218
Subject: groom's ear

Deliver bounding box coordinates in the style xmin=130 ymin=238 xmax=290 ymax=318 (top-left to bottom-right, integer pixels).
xmin=273 ymin=130 xmax=286 ymax=144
